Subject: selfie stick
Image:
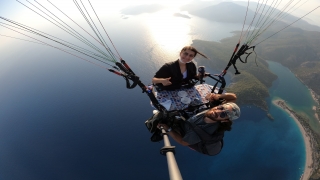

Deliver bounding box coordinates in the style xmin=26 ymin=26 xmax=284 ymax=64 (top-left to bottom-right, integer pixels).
xmin=160 ymin=127 xmax=182 ymax=180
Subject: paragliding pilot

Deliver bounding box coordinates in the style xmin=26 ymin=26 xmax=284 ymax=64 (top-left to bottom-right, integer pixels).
xmin=145 ymin=93 xmax=240 ymax=156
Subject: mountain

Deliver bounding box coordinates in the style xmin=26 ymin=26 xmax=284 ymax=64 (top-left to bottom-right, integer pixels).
xmin=233 ymin=1 xmax=320 ymax=32
xmin=189 ymin=2 xmax=255 ymax=24
xmin=186 ymin=1 xmax=320 ymax=32
xmin=256 ymin=27 xmax=320 ymax=96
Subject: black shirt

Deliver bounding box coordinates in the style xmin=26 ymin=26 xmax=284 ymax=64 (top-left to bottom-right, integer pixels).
xmin=154 ymin=60 xmax=197 ymax=91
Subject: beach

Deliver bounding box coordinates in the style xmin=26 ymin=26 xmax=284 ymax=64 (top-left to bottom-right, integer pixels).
xmin=273 ymin=99 xmax=313 ymax=180
xmin=309 ymin=88 xmax=320 ymax=122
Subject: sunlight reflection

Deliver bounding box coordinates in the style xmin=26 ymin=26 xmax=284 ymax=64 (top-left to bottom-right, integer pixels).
xmin=145 ymin=9 xmax=192 ymax=53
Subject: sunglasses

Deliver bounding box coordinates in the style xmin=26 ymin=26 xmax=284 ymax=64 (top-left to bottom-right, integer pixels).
xmin=182 ymin=52 xmax=195 ymax=58
xmin=216 ymin=106 xmax=228 ymax=118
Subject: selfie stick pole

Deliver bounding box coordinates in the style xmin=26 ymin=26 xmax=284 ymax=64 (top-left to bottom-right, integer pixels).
xmin=160 ymin=127 xmax=182 ymax=180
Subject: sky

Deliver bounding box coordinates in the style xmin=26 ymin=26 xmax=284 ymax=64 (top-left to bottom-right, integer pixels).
xmin=2 ymin=0 xmax=320 ymax=14
xmin=1 ymin=0 xmax=319 ymax=23
xmin=1 ymin=0 xmax=320 ymax=51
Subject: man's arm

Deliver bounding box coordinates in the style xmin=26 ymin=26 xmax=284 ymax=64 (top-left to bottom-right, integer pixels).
xmin=157 ymin=123 xmax=190 ymax=146
xmin=167 ymin=130 xmax=190 ymax=146
xmin=206 ymin=93 xmax=237 ymax=103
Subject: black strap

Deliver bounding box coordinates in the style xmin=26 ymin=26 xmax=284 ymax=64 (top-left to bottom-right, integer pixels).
xmin=186 ymin=121 xmax=213 ymax=141
xmin=237 ymin=45 xmax=255 ymax=64
xmin=123 ymin=75 xmax=139 ymax=89
xmin=186 ymin=119 xmax=224 ymax=143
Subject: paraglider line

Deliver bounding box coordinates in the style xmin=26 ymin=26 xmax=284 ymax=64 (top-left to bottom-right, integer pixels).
xmin=88 ymin=0 xmax=122 ymax=60
xmin=255 ymin=5 xmax=320 ymax=46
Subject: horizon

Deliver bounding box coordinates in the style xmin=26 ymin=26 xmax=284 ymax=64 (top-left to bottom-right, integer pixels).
xmin=1 ymin=0 xmax=319 ymax=24
xmin=1 ymin=0 xmax=320 ymax=55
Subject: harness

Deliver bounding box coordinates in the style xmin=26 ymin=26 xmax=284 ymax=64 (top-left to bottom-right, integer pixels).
xmin=186 ymin=120 xmax=225 ymax=156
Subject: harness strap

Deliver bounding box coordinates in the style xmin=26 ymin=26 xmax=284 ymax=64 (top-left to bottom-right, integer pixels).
xmin=124 ymin=75 xmax=139 ymax=89
xmin=186 ymin=121 xmax=215 ymax=141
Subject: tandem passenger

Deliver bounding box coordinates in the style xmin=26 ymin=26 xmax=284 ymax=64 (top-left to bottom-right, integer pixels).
xmin=152 ymin=46 xmax=208 ymax=91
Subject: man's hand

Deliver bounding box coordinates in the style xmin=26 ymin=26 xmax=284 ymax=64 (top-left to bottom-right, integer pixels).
xmin=206 ymin=93 xmax=220 ymax=101
xmin=157 ymin=123 xmax=170 ymax=131
xmin=205 ymin=93 xmax=237 ymax=103
xmin=157 ymin=123 xmax=189 ymax=146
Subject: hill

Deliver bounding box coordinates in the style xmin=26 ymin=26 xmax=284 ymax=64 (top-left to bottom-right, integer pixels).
xmin=186 ymin=1 xmax=320 ymax=32
xmin=256 ymin=27 xmax=320 ymax=97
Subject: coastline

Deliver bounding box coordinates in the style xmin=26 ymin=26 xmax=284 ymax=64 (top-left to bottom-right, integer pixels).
xmin=309 ymin=88 xmax=320 ymax=122
xmin=272 ymin=99 xmax=313 ymax=180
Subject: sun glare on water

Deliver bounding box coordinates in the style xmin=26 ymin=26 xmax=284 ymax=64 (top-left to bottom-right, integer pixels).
xmin=145 ymin=9 xmax=192 ymax=53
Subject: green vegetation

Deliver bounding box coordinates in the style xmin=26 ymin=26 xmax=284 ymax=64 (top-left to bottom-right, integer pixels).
xmin=256 ymin=27 xmax=320 ymax=97
xmin=227 ymin=72 xmax=270 ymax=111
xmin=193 ymin=26 xmax=320 ymax=110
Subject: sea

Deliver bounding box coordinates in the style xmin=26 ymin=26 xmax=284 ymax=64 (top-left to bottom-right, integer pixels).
xmin=0 ymin=5 xmax=318 ymax=180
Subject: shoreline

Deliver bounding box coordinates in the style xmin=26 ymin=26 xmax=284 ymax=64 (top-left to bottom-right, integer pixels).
xmin=309 ymin=88 xmax=320 ymax=123
xmin=272 ymin=99 xmax=313 ymax=180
